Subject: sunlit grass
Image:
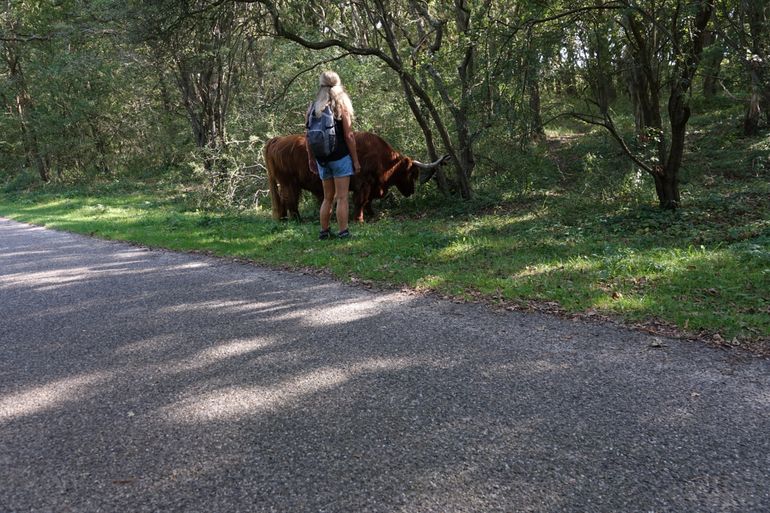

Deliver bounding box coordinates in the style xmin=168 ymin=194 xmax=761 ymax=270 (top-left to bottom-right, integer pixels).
xmin=2 ymin=183 xmax=767 ymax=344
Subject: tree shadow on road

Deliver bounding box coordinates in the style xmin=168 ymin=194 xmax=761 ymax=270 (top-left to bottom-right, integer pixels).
xmin=1 ymin=220 xmax=769 ymax=512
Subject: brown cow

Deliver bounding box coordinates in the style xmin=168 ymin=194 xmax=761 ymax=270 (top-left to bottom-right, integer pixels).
xmin=264 ymin=134 xmax=324 ymax=221
xmin=265 ymin=132 xmax=449 ymax=222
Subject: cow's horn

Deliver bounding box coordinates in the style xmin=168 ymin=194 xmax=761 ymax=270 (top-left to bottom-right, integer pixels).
xmin=415 ymin=154 xmax=451 ymax=184
xmin=413 ymin=154 xmax=450 ymax=170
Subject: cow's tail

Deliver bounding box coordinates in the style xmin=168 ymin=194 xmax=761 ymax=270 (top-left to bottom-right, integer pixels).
xmin=264 ymin=138 xmax=283 ymax=220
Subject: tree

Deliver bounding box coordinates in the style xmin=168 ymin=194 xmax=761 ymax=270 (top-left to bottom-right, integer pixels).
xmin=129 ymin=0 xmax=262 ymax=178
xmin=700 ymin=28 xmax=723 ymax=99
xmin=570 ymin=0 xmax=715 ymax=209
xmin=1 ymin=0 xmax=136 ymax=181
xmin=1 ymin=0 xmax=51 ymax=181
xmin=717 ymin=0 xmax=770 ymax=135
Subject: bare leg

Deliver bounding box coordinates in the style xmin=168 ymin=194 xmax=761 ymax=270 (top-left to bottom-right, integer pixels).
xmin=320 ymin=178 xmax=335 ymax=231
xmin=333 ymin=176 xmax=350 ymax=232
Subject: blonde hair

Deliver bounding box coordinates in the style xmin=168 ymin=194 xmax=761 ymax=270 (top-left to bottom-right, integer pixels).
xmin=313 ymin=70 xmax=354 ymax=121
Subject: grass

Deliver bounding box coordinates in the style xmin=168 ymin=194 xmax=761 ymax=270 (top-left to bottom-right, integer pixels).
xmin=1 ymin=106 xmax=769 ymax=351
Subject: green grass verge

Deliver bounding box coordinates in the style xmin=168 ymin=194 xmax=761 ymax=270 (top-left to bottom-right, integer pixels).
xmin=1 ymin=172 xmax=768 ymax=348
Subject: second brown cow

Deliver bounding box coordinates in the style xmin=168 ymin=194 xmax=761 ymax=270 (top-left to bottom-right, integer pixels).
xmin=265 ymin=132 xmax=449 ymax=222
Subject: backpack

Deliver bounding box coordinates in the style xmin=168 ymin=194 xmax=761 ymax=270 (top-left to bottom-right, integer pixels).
xmin=306 ymin=104 xmax=337 ymax=161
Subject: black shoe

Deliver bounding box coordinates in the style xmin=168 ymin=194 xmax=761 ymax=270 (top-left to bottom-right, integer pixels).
xmin=319 ymin=229 xmax=331 ymax=240
xmin=337 ymin=229 xmax=351 ymax=239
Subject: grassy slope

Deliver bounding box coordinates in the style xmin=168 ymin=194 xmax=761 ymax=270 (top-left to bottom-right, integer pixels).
xmin=1 ymin=105 xmax=768 ymax=350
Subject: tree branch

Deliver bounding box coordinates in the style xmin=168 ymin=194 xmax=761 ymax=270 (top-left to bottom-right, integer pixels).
xmin=567 ymin=111 xmax=655 ymax=175
xmin=0 ymin=33 xmax=51 ymax=42
xmin=263 ymin=52 xmax=352 ymax=107
xmin=517 ymin=2 xmax=626 ymax=28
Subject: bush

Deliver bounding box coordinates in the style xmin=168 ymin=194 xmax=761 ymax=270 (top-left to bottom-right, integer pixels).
xmin=3 ymin=169 xmax=42 ymax=193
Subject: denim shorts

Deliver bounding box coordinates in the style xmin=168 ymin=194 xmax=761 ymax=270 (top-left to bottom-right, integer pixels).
xmin=317 ymin=154 xmax=354 ymax=181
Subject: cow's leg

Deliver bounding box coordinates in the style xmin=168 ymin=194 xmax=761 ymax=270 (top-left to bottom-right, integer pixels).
xmin=282 ymin=185 xmax=301 ymax=221
xmin=353 ymin=187 xmax=368 ymax=223
xmin=289 ymin=190 xmax=302 ymax=222
xmin=274 ymin=186 xmax=288 ymax=220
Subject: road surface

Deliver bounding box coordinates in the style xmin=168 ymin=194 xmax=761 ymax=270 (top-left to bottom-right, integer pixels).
xmin=1 ymin=217 xmax=768 ymax=512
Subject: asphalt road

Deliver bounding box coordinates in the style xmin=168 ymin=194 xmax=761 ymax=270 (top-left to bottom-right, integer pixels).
xmin=1 ymin=217 xmax=769 ymax=513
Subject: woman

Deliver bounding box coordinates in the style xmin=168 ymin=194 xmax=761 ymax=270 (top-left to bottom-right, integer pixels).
xmin=306 ymin=71 xmax=361 ymax=239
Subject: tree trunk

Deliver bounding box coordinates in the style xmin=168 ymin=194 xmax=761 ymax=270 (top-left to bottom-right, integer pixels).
xmin=175 ymin=57 xmax=231 ymax=177
xmin=652 ymin=172 xmax=680 ymax=209
xmin=658 ymin=107 xmax=688 ymax=209
xmin=525 ymin=40 xmax=545 ymax=141
xmin=588 ymin=22 xmax=616 ymax=114
xmin=454 ymin=0 xmax=475 ymax=197
xmin=528 ymin=75 xmax=545 ymax=140
xmin=743 ymin=0 xmax=769 ymax=135
xmin=744 ymin=69 xmax=763 ymax=136
xmin=4 ymin=47 xmax=49 ymax=182
xmin=399 ymin=76 xmax=450 ymax=194
xmin=658 ymin=0 xmax=714 ymax=209
xmin=624 ymin=13 xmax=664 ymax=146
xmin=701 ymin=31 xmax=722 ymax=99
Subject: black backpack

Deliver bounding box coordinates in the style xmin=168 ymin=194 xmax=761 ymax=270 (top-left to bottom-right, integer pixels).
xmin=306 ymin=104 xmax=337 ymax=161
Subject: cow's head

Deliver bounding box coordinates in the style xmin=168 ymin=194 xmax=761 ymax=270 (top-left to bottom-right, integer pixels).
xmin=395 ymin=155 xmax=451 ymax=196
xmin=415 ymin=154 xmax=451 ymax=186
